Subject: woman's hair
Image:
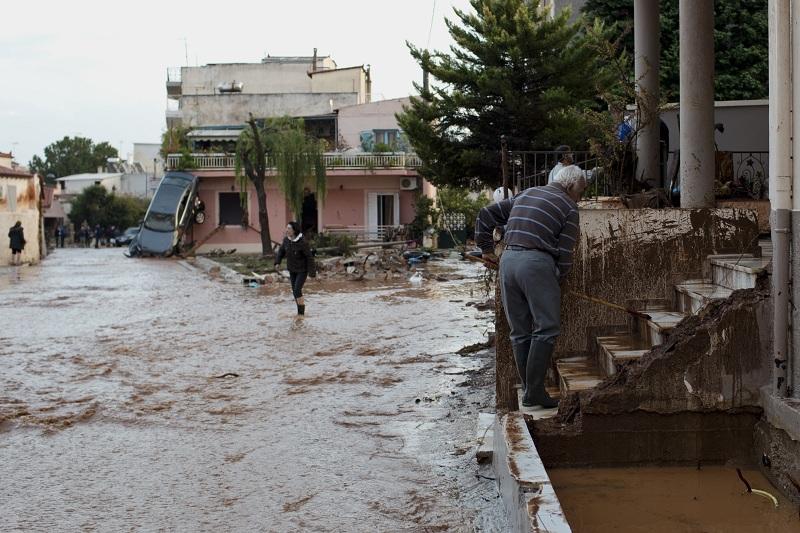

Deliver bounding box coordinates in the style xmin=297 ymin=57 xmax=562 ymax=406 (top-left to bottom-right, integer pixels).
xmin=14 ymin=221 xmax=21 ymax=227
xmin=287 ymin=221 xmax=301 ymax=235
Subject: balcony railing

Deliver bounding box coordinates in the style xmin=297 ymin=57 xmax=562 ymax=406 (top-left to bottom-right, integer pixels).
xmin=166 ymin=152 xmax=423 ymax=171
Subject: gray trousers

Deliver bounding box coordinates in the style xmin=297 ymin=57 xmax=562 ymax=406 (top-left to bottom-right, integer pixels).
xmin=499 ymin=249 xmax=561 ymax=347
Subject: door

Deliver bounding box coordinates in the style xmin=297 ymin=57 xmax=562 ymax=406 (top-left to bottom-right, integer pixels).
xmin=366 ymin=192 xmax=399 ymax=239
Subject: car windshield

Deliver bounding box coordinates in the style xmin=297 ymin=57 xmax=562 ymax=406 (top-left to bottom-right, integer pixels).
xmin=144 ymin=212 xmax=175 ymax=232
xmin=143 ymin=182 xmax=190 ymax=232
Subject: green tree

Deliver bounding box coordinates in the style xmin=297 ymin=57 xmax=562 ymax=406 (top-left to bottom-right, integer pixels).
xmin=67 ymin=185 xmax=148 ymax=229
xmin=582 ymin=0 xmax=767 ymax=101
xmin=234 ymin=115 xmax=326 ymax=256
xmin=397 ymin=0 xmax=614 ymax=189
xmin=29 ymin=137 xmax=118 ymax=183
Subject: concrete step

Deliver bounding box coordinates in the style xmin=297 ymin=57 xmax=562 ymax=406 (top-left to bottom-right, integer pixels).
xmin=515 ymin=387 xmax=560 ymax=419
xmin=476 ymin=412 xmax=495 ymax=463
xmin=556 ymin=356 xmax=603 ymax=396
xmin=595 ymin=333 xmax=651 ymax=377
xmin=759 ymin=238 xmax=772 ymax=260
xmin=709 ymin=255 xmax=769 ymax=290
xmin=674 ymin=279 xmax=733 ymax=315
xmin=638 ymin=310 xmax=686 ymax=347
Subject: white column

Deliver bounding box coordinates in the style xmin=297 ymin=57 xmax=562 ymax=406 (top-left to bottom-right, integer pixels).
xmin=679 ymin=0 xmax=715 ymax=208
xmin=634 ymin=0 xmax=660 ymax=186
xmin=786 ymin=0 xmax=800 ymax=399
xmin=769 ymin=0 xmax=792 ymax=398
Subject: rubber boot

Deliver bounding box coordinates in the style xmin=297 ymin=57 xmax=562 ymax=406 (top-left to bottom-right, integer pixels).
xmin=521 ymin=341 xmax=559 ymax=408
xmin=297 ymin=304 xmax=305 ymax=316
xmin=512 ymin=340 xmax=530 ymax=393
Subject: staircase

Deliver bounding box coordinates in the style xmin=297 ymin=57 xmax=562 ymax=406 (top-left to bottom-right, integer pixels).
xmin=554 ymin=243 xmax=771 ymax=398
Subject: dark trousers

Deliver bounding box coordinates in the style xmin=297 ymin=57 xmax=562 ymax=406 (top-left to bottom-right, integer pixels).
xmin=289 ymin=271 xmax=308 ymax=299
xmin=499 ymin=249 xmax=561 ymax=347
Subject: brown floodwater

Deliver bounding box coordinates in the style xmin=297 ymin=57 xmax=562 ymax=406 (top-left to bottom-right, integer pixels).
xmin=548 ymin=466 xmax=799 ymax=532
xmin=0 ymin=249 xmax=505 ymax=532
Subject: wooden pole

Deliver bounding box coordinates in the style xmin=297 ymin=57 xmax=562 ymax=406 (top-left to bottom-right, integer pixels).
xmin=501 ymin=135 xmax=510 ymax=199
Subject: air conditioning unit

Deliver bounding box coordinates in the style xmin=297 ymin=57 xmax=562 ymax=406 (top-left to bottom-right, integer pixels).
xmin=400 ymin=177 xmax=418 ymax=191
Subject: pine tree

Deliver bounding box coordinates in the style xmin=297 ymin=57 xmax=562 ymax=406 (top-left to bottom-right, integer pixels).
xmin=397 ymin=0 xmax=614 ymax=188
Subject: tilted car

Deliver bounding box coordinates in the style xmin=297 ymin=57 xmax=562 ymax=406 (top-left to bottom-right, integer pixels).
xmin=135 ymin=171 xmax=198 ymax=256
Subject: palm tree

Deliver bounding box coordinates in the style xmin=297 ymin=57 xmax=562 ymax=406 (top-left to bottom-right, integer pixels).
xmin=235 ymin=115 xmax=327 ymax=256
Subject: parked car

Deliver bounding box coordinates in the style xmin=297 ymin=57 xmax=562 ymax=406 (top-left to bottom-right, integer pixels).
xmin=112 ymin=227 xmax=140 ymax=247
xmin=135 ymin=171 xmax=198 ymax=256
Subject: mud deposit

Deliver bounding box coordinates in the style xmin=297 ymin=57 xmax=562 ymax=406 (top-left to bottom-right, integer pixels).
xmin=0 ymin=249 xmax=506 ymax=532
xmin=548 ymin=466 xmax=799 ymax=532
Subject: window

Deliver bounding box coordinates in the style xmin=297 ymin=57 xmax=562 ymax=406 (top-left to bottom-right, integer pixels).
xmin=373 ymin=129 xmax=399 ymax=147
xmin=219 ymin=192 xmax=245 ymax=225
xmin=7 ymin=185 xmax=16 ymax=212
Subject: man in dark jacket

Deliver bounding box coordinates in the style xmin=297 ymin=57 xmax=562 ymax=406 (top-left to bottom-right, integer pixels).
xmin=274 ymin=221 xmax=316 ymax=315
xmin=8 ymin=221 xmax=25 ymax=265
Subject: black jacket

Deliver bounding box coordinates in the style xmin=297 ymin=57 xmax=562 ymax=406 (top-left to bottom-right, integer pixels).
xmin=8 ymin=226 xmax=25 ymax=250
xmin=275 ymin=236 xmax=315 ymax=274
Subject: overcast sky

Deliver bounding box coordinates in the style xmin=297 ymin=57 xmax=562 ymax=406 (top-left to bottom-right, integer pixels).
xmin=0 ymin=0 xmax=473 ymax=166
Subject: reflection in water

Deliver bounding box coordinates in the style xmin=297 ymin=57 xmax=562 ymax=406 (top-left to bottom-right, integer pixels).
xmin=0 ymin=249 xmax=504 ymax=531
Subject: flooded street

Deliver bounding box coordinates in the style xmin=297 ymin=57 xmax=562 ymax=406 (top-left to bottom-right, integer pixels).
xmin=0 ymin=249 xmax=505 ymax=532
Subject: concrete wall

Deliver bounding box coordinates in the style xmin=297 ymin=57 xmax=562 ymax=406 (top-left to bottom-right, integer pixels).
xmin=0 ymin=176 xmax=41 ymax=265
xmin=661 ymin=100 xmax=769 ymax=153
xmin=559 ymin=208 xmax=760 ymax=354
xmin=310 ymin=69 xmax=367 ymax=101
xmin=179 ymin=93 xmax=359 ymax=127
xmin=133 ymin=143 xmax=164 ymax=179
xmin=337 ymin=98 xmax=410 ymax=150
xmin=180 ymin=61 xmax=348 ymax=96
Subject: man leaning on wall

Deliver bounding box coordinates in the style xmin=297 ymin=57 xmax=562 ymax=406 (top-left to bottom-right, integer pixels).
xmin=475 ymin=165 xmax=587 ymax=408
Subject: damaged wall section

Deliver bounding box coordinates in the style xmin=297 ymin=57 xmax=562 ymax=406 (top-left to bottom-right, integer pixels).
xmin=557 ymin=208 xmax=759 ymax=354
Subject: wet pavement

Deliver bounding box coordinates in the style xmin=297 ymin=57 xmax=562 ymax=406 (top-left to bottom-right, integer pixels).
xmin=0 ymin=249 xmax=506 ymax=532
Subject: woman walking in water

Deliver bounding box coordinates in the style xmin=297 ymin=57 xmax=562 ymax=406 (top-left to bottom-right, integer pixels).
xmin=274 ymin=221 xmax=315 ymax=315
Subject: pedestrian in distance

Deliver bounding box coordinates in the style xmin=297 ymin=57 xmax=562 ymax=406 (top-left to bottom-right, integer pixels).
xmin=8 ymin=220 xmax=26 ymax=266
xmin=475 ymin=165 xmax=587 ymax=409
xmin=81 ymin=221 xmax=91 ymax=247
xmin=94 ymin=225 xmax=102 ymax=249
xmin=274 ymin=221 xmax=316 ymax=316
xmin=56 ymin=223 xmax=66 ymax=248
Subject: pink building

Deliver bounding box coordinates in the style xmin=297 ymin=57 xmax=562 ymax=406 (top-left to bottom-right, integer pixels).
xmin=173 ymin=152 xmax=434 ymax=253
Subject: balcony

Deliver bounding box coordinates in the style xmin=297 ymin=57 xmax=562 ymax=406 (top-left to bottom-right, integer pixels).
xmin=166 ymin=67 xmax=182 ymax=98
xmin=165 ymin=152 xmax=423 ymax=171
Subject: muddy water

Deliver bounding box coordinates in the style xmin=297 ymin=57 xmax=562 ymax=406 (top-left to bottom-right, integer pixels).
xmin=0 ymin=249 xmax=506 ymax=532
xmin=549 ymin=466 xmax=799 ymax=532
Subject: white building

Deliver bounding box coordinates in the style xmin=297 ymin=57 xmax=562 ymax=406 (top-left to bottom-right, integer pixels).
xmin=166 ymin=52 xmax=371 ymax=132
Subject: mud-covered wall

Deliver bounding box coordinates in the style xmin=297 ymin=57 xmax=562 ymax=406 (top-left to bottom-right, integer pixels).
xmin=557 ymin=208 xmax=760 ymax=354
xmin=561 ymin=284 xmax=772 ymax=416
xmin=0 ymin=176 xmax=41 ymax=265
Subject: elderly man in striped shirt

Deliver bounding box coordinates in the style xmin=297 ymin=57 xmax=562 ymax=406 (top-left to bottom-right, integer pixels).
xmin=475 ymin=165 xmax=587 ymax=408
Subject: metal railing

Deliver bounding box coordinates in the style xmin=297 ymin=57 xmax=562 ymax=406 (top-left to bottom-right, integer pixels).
xmin=715 ymin=151 xmax=769 ymax=199
xmin=323 ymin=224 xmax=406 ymax=241
xmin=512 ymin=151 xmax=610 ymax=196
xmin=165 ymin=152 xmax=423 ymax=171
xmin=166 ymin=67 xmax=182 ymax=83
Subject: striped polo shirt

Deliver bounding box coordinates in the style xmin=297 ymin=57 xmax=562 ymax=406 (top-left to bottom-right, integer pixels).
xmin=475 ymin=183 xmax=580 ymax=279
